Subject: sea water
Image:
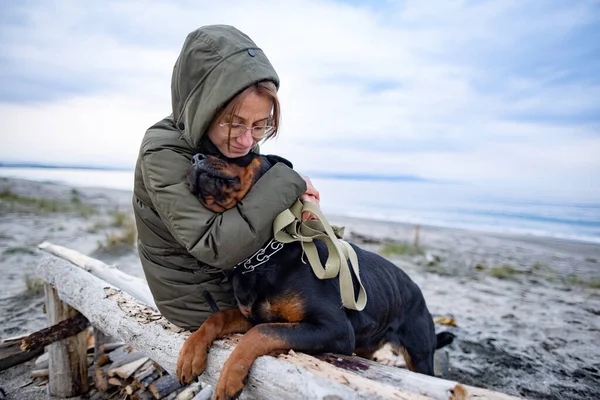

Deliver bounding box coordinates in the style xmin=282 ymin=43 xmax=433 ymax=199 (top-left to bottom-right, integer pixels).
xmin=1 ymin=167 xmax=599 ymax=244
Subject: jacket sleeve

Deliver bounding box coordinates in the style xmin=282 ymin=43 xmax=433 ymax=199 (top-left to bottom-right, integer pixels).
xmin=140 ymin=148 xmax=306 ymax=269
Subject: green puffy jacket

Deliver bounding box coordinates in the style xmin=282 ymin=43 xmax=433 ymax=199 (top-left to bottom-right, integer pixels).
xmin=132 ymin=25 xmax=307 ymax=331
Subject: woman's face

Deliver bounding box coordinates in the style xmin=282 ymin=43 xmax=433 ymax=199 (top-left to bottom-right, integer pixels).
xmin=207 ymin=91 xmax=273 ymax=158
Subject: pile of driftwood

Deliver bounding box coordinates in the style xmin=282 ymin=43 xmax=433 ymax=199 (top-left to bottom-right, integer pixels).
xmin=92 ymin=342 xmax=212 ymax=400
xmin=1 ymin=323 xmax=213 ymax=399
xmin=9 ymin=241 xmax=520 ymax=400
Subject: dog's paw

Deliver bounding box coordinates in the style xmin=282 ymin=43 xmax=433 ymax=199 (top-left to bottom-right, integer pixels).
xmin=176 ymin=333 xmax=210 ymax=384
xmin=213 ymin=358 xmax=250 ymax=400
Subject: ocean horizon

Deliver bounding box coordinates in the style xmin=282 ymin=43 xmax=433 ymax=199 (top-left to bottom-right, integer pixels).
xmin=1 ymin=166 xmax=599 ymax=245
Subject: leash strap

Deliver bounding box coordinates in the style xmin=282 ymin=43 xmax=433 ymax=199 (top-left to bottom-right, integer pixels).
xmin=273 ymin=200 xmax=367 ymax=311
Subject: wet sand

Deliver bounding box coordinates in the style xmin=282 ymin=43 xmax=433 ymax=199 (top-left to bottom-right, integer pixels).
xmin=0 ymin=177 xmax=599 ymax=399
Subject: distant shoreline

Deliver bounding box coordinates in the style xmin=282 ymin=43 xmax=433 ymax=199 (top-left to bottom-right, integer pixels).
xmin=0 ymin=163 xmax=132 ymax=171
xmin=0 ymin=163 xmax=433 ymax=182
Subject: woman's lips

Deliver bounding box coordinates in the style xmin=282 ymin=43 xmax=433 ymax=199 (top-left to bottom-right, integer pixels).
xmin=231 ymin=146 xmax=250 ymax=153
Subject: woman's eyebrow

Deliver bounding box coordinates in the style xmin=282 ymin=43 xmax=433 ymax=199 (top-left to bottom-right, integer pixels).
xmin=233 ymin=114 xmax=270 ymax=123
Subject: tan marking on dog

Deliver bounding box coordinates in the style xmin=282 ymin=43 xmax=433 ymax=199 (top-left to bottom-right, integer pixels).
xmin=400 ymin=346 xmax=415 ymax=372
xmin=269 ymin=293 xmax=305 ymax=322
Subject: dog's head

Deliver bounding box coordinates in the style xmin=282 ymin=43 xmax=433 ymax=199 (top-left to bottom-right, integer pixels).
xmin=187 ymin=152 xmax=271 ymax=212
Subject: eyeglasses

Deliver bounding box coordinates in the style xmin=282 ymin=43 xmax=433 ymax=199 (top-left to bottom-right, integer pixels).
xmin=219 ymin=122 xmax=275 ymax=140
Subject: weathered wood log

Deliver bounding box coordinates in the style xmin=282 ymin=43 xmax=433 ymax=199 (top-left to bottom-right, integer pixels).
xmin=132 ymin=389 xmax=157 ymax=400
xmin=30 ymin=368 xmax=49 ymax=378
xmin=93 ymin=366 xmax=109 ymax=392
xmin=110 ymin=356 xmax=150 ymax=380
xmin=137 ymin=369 xmax=162 ymax=390
xmin=165 ymin=386 xmax=188 ymax=400
xmin=132 ymin=359 xmax=156 ymax=381
xmin=125 ymin=384 xmax=137 ymax=395
xmin=35 ymin=352 xmax=49 ymax=369
xmin=95 ymin=353 xmax=110 ymax=367
xmin=100 ymin=342 xmax=126 ymax=353
xmin=39 ymin=241 xmax=157 ymax=309
xmin=20 ymin=312 xmax=89 ymax=352
xmin=44 ymin=283 xmax=88 ymax=397
xmin=174 ymin=381 xmax=202 ymax=400
xmin=148 ymin=375 xmax=183 ymax=399
xmin=99 ymin=344 xmax=133 ymax=366
xmin=107 ymin=376 xmax=124 ymax=386
xmin=0 ymin=338 xmax=44 ymax=371
xmin=93 ymin=328 xmax=113 ymax=365
xmin=88 ymin=389 xmax=108 ymax=400
xmin=191 ymin=385 xmax=213 ymax=400
xmin=37 ymin=255 xmax=520 ymax=400
xmin=107 ymin=352 xmax=148 ymax=375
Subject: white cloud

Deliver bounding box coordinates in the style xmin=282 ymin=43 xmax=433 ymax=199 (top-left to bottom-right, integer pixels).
xmin=0 ymin=0 xmax=598 ymax=198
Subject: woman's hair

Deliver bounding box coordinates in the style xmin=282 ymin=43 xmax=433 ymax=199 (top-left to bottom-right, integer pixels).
xmin=210 ymin=80 xmax=281 ymax=146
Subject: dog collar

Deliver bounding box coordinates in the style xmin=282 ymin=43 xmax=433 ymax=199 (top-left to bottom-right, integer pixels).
xmin=235 ymin=238 xmax=285 ymax=274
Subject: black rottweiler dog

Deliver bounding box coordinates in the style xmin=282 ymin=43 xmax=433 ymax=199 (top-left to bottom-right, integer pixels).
xmin=177 ymin=152 xmax=455 ymax=399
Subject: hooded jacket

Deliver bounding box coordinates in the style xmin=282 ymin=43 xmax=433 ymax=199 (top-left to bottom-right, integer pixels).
xmin=132 ymin=25 xmax=307 ymax=330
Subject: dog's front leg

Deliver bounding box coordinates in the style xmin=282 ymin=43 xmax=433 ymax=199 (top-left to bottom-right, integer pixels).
xmin=177 ymin=308 xmax=252 ymax=384
xmin=214 ymin=321 xmax=353 ymax=400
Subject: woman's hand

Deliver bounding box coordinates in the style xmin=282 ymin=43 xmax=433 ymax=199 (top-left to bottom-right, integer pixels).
xmin=299 ymin=174 xmax=320 ymax=221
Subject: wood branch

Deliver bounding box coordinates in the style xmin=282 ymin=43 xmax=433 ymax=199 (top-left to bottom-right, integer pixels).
xmin=0 ymin=338 xmax=44 ymax=371
xmin=20 ymin=311 xmax=90 ymax=352
xmin=37 ymin=255 xmax=520 ymax=400
xmin=148 ymin=375 xmax=183 ymax=399
xmin=38 ymin=241 xmax=157 ymax=309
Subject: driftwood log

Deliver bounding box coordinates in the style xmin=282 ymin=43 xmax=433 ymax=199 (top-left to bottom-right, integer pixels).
xmin=0 ymin=336 xmax=44 ymax=371
xmin=44 ymin=283 xmax=89 ymax=397
xmin=20 ymin=311 xmax=89 ymax=352
xmin=38 ymin=241 xmax=157 ymax=309
xmin=37 ymin=245 xmax=520 ymax=400
xmin=1 ymin=312 xmax=89 ymax=374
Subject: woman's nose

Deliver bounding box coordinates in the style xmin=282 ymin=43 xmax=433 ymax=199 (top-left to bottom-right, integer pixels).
xmin=236 ymin=129 xmax=255 ymax=147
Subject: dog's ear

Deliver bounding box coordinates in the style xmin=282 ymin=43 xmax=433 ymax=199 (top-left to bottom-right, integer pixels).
xmin=264 ymin=154 xmax=293 ymax=169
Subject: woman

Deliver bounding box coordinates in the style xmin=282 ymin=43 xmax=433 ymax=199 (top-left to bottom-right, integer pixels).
xmin=132 ymin=25 xmax=319 ymax=331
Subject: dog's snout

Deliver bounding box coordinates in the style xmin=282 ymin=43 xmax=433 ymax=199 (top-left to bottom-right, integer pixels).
xmin=192 ymin=153 xmax=205 ymax=167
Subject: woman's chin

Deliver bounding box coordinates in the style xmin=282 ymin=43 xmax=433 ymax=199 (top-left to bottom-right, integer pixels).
xmin=227 ymin=148 xmax=251 ymax=158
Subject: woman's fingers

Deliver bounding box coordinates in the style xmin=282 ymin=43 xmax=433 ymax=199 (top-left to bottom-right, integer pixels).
xmin=300 ymin=193 xmax=320 ymax=221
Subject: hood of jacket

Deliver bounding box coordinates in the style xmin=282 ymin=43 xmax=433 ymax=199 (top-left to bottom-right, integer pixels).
xmin=171 ymin=25 xmax=280 ymax=150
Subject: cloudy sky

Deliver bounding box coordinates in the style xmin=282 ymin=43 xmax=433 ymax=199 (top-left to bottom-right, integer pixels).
xmin=1 ymin=0 xmax=599 ymax=198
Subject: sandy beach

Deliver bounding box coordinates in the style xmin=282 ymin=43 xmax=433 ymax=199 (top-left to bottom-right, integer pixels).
xmin=0 ymin=176 xmax=598 ymax=399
